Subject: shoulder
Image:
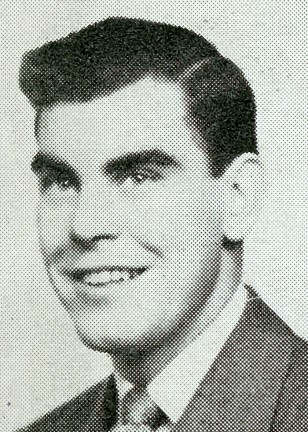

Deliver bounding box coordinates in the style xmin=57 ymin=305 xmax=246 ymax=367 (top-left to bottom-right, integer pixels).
xmin=16 ymin=379 xmax=109 ymax=432
xmin=273 ymin=338 xmax=308 ymax=431
xmin=284 ymin=335 xmax=308 ymax=393
xmin=244 ymin=287 xmax=306 ymax=350
xmin=243 ymin=288 xmax=308 ymax=394
xmin=250 ymin=293 xmax=308 ymax=430
xmin=249 ymin=290 xmax=308 ymax=369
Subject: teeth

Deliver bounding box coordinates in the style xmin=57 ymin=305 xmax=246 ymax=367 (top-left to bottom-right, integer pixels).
xmin=82 ymin=269 xmax=131 ymax=286
xmin=111 ymin=270 xmax=130 ymax=282
xmin=83 ymin=271 xmax=111 ymax=285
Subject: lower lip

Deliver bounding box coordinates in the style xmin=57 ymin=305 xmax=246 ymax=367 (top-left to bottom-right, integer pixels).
xmin=64 ymin=271 xmax=148 ymax=300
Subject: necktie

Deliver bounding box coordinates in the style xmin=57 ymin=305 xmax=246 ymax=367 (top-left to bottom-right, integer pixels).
xmin=116 ymin=386 xmax=170 ymax=431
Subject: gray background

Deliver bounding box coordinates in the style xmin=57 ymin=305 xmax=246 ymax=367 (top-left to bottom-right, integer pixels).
xmin=0 ymin=1 xmax=306 ymax=430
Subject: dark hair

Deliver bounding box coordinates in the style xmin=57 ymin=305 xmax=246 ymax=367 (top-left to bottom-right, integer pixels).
xmin=19 ymin=17 xmax=257 ymax=176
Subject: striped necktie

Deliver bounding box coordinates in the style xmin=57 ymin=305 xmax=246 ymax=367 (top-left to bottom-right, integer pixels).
xmin=113 ymin=385 xmax=171 ymax=431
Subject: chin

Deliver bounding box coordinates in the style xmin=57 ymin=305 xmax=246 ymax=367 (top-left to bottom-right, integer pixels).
xmin=72 ymin=314 xmax=162 ymax=355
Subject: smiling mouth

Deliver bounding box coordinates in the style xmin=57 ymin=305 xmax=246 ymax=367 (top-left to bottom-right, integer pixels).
xmin=68 ymin=267 xmax=148 ymax=287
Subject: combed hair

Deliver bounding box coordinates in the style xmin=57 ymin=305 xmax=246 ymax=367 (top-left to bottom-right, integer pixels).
xmin=19 ymin=17 xmax=257 ymax=176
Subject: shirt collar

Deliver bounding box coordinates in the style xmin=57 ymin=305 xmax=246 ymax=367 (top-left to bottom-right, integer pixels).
xmin=114 ymin=284 xmax=247 ymax=423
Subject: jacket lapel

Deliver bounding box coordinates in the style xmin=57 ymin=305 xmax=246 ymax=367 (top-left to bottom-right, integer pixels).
xmin=175 ymin=295 xmax=295 ymax=432
xmin=84 ymin=374 xmax=117 ymax=432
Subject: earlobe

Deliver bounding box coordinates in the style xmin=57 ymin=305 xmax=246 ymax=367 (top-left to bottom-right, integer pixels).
xmin=222 ymin=153 xmax=266 ymax=243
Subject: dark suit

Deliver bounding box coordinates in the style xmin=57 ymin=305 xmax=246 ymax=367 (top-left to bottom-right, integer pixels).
xmin=19 ymin=291 xmax=308 ymax=431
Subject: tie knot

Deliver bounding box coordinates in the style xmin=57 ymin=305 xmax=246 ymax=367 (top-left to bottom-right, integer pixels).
xmin=122 ymin=386 xmax=169 ymax=430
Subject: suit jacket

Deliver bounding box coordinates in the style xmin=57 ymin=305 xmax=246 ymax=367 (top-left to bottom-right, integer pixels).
xmin=18 ymin=292 xmax=308 ymax=432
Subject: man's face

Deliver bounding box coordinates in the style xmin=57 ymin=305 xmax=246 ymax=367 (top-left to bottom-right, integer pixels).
xmin=34 ymin=78 xmax=226 ymax=354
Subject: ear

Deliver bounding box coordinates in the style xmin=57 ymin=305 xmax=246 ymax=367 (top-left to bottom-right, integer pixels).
xmin=222 ymin=153 xmax=266 ymax=243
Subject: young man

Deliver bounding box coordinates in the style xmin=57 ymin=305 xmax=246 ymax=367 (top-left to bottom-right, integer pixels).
xmin=18 ymin=17 xmax=307 ymax=432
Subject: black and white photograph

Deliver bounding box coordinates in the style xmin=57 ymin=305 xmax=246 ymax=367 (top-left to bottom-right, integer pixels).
xmin=0 ymin=1 xmax=307 ymax=431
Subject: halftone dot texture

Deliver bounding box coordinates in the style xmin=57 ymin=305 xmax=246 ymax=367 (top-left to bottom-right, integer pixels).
xmin=2 ymin=5 xmax=307 ymax=432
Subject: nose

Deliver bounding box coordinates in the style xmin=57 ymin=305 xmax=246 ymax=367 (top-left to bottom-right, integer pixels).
xmin=70 ymin=180 xmax=121 ymax=249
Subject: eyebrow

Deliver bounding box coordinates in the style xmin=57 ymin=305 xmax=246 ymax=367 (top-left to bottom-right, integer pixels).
xmin=104 ymin=149 xmax=180 ymax=176
xmin=31 ymin=152 xmax=79 ymax=181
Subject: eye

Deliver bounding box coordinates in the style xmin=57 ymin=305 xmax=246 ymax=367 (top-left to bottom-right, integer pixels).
xmin=56 ymin=174 xmax=73 ymax=189
xmin=109 ymin=165 xmax=163 ymax=186
xmin=40 ymin=170 xmax=77 ymax=191
xmin=128 ymin=167 xmax=162 ymax=184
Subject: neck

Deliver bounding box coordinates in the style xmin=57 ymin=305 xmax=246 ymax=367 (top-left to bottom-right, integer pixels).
xmin=112 ymin=248 xmax=243 ymax=386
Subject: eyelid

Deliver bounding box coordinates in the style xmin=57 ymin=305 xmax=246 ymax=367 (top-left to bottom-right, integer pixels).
xmin=110 ymin=163 xmax=164 ymax=183
xmin=32 ymin=158 xmax=80 ymax=190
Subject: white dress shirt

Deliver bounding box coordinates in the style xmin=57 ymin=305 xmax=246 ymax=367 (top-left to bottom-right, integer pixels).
xmin=114 ymin=284 xmax=247 ymax=424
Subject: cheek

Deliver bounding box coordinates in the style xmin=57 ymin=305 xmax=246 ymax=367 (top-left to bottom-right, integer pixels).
xmin=127 ymin=182 xmax=223 ymax=256
xmin=37 ymin=199 xmax=72 ymax=257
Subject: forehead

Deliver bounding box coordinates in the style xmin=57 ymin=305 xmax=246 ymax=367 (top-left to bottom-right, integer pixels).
xmin=37 ymin=77 xmax=203 ymax=164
